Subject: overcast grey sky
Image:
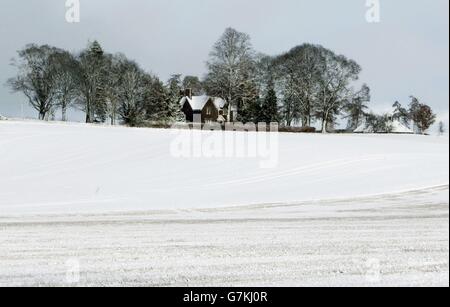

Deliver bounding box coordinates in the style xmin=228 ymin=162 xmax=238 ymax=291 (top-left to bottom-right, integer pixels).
xmin=0 ymin=0 xmax=448 ymax=122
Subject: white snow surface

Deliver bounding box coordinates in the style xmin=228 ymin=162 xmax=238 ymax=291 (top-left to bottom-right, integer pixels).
xmin=390 ymin=120 xmax=415 ymax=134
xmin=0 ymin=120 xmax=448 ymax=287
xmin=180 ymin=95 xmax=226 ymax=111
xmin=0 ymin=120 xmax=448 ymax=215
xmin=0 ymin=185 xmax=448 ymax=286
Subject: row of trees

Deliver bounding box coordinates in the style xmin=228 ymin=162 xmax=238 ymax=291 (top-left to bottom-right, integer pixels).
xmin=392 ymin=97 xmax=436 ymax=134
xmin=198 ymin=28 xmax=437 ymax=134
xmin=201 ymin=29 xmax=371 ymax=133
xmin=352 ymin=96 xmax=437 ymax=134
xmin=7 ymin=41 xmax=188 ymax=126
xmin=7 ymin=28 xmax=438 ymax=134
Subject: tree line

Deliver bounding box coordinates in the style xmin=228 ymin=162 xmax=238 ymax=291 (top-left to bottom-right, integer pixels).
xmin=7 ymin=41 xmax=185 ymax=126
xmin=365 ymin=96 xmax=437 ymax=134
xmin=202 ymin=29 xmax=370 ymax=133
xmin=7 ymin=27 xmax=437 ymax=133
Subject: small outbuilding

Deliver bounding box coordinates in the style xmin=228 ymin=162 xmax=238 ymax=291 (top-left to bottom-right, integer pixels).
xmin=354 ymin=117 xmax=414 ymax=134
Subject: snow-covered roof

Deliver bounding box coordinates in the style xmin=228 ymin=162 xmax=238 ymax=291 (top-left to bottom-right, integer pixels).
xmin=354 ymin=119 xmax=414 ymax=134
xmin=390 ymin=120 xmax=414 ymax=134
xmin=180 ymin=96 xmax=226 ymax=111
xmin=0 ymin=114 xmax=6 ymax=120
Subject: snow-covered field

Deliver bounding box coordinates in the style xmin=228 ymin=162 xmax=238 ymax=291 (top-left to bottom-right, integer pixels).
xmin=0 ymin=120 xmax=448 ymax=286
xmin=0 ymin=120 xmax=448 ymax=215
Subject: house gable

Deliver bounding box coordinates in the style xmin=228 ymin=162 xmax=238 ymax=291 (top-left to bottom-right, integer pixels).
xmin=181 ymin=100 xmax=194 ymax=122
xmin=201 ymin=99 xmax=219 ymax=123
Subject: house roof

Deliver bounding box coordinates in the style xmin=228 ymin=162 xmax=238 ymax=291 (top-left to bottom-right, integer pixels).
xmin=390 ymin=120 xmax=414 ymax=134
xmin=180 ymin=96 xmax=226 ymax=111
xmin=354 ymin=119 xmax=414 ymax=134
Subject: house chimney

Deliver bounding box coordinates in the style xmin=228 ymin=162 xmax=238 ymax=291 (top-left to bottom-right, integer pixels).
xmin=184 ymin=88 xmax=192 ymax=99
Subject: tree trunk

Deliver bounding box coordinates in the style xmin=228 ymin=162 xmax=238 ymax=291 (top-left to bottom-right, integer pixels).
xmin=39 ymin=105 xmax=46 ymax=120
xmin=112 ymin=105 xmax=117 ymax=125
xmin=85 ymin=95 xmax=94 ymax=123
xmin=322 ymin=109 xmax=331 ymax=133
xmin=321 ymin=118 xmax=328 ymax=134
xmin=86 ymin=101 xmax=92 ymax=123
xmin=304 ymin=115 xmax=311 ymax=127
xmin=306 ymin=105 xmax=311 ymax=127
xmin=62 ymin=104 xmax=67 ymax=122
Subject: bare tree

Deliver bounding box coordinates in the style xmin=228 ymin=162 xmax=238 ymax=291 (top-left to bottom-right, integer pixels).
xmin=103 ymin=53 xmax=126 ymax=125
xmin=7 ymin=44 xmax=60 ymax=120
xmin=52 ymin=50 xmax=79 ymax=121
xmin=344 ymin=84 xmax=370 ymax=130
xmin=204 ymin=28 xmax=256 ymax=118
xmin=315 ymin=50 xmax=362 ymax=133
xmin=273 ymin=44 xmax=322 ymax=127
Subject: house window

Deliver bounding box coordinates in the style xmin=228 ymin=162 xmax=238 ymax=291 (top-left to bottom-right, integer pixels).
xmin=206 ymin=107 xmax=212 ymax=115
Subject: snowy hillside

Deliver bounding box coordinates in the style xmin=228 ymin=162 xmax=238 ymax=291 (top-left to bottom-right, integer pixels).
xmin=1 ymin=120 xmax=449 ymax=287
xmin=0 ymin=120 xmax=448 ymax=215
